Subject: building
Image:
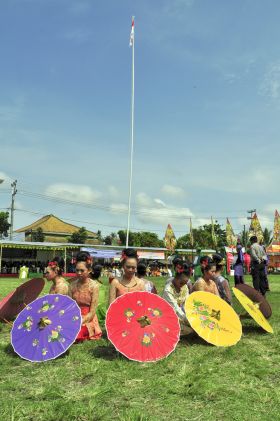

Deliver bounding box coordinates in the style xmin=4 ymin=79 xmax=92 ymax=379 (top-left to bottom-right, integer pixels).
xmin=15 ymin=214 xmax=99 ymax=244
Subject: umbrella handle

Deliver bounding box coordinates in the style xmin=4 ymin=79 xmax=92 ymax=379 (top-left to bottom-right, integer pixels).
xmin=0 ymin=317 xmax=13 ymax=326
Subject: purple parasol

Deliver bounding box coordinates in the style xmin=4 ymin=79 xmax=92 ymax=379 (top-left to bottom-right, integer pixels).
xmin=11 ymin=294 xmax=81 ymax=362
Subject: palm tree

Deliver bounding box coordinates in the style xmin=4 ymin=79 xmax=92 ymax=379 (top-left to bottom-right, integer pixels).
xmin=263 ymin=228 xmax=272 ymax=246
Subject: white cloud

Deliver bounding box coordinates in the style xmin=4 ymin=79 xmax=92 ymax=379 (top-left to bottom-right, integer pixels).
xmin=259 ymin=62 xmax=280 ymax=100
xmin=108 ymin=185 xmax=120 ymax=200
xmin=161 ymin=184 xmax=185 ymax=198
xmin=154 ymin=198 xmax=167 ymax=208
xmin=137 ymin=205 xmax=193 ymax=226
xmin=264 ymin=204 xmax=280 ymax=214
xmin=109 ymin=203 xmax=128 ymax=215
xmin=45 ymin=183 xmax=102 ymax=203
xmin=136 ymin=192 xmax=153 ymax=207
xmin=0 ymin=172 xmax=12 ymax=187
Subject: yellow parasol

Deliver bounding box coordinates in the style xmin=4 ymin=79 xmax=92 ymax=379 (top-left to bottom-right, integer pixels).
xmin=232 ymin=287 xmax=273 ymax=334
xmin=185 ymin=291 xmax=242 ymax=347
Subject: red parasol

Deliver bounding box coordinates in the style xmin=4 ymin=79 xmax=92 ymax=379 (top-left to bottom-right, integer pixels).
xmin=106 ymin=291 xmax=180 ymax=362
xmin=0 ymin=278 xmax=45 ymax=320
xmin=235 ymin=283 xmax=272 ymax=319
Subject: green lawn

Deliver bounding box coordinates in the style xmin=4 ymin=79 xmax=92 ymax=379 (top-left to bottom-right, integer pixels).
xmin=0 ymin=276 xmax=279 ymax=421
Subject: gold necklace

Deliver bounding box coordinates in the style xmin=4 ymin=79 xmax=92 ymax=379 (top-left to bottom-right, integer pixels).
xmin=119 ymin=277 xmax=138 ymax=290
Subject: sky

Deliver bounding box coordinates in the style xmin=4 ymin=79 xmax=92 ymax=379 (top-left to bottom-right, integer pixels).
xmin=1 ymin=0 xmax=280 ymax=241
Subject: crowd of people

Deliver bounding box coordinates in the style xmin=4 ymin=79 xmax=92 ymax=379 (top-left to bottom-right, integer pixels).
xmin=42 ymin=237 xmax=269 ymax=342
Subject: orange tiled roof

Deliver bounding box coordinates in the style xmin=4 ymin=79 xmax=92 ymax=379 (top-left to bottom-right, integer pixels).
xmin=16 ymin=214 xmax=96 ymax=237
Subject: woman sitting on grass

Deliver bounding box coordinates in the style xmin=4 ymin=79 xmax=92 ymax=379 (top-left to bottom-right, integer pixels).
xmin=69 ymin=252 xmax=102 ymax=341
xmin=162 ymin=263 xmax=192 ymax=335
xmin=137 ymin=262 xmax=157 ymax=294
xmin=166 ymin=257 xmax=193 ymax=294
xmin=92 ymin=264 xmax=107 ymax=325
xmin=212 ymin=254 xmax=232 ymax=305
xmin=108 ymin=248 xmax=145 ymax=305
xmin=193 ymin=261 xmax=220 ymax=296
xmin=45 ymin=257 xmax=69 ymax=295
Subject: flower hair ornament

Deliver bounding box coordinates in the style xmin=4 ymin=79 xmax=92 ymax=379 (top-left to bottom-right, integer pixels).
xmin=86 ymin=257 xmax=92 ymax=265
xmin=48 ymin=262 xmax=57 ymax=268
xmin=121 ymin=251 xmax=139 ymax=262
xmin=175 ymin=265 xmax=185 ymax=274
xmin=48 ymin=261 xmax=58 ymax=268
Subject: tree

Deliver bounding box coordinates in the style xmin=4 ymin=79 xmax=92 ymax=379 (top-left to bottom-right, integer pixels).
xmin=263 ymin=228 xmax=272 ymax=246
xmin=96 ymin=230 xmax=103 ymax=243
xmin=0 ymin=212 xmax=10 ymax=239
xmin=117 ymin=230 xmax=164 ymax=248
xmin=177 ymin=222 xmax=226 ymax=250
xmin=104 ymin=235 xmax=112 ymax=245
xmin=68 ymin=227 xmax=88 ymax=244
xmin=240 ymin=229 xmax=249 ymax=248
xmin=32 ymin=228 xmax=45 ymax=242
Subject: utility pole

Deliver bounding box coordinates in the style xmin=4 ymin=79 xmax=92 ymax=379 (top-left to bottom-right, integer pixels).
xmin=10 ymin=180 xmax=17 ymax=241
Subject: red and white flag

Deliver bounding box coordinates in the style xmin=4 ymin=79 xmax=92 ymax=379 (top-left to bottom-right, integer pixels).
xmin=129 ymin=16 xmax=134 ymax=47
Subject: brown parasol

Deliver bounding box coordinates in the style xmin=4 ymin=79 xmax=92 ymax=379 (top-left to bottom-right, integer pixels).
xmin=0 ymin=278 xmax=45 ymax=320
xmin=235 ymin=284 xmax=272 ymax=319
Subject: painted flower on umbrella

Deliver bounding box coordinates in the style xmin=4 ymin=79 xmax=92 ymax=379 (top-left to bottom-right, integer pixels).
xmin=141 ymin=332 xmax=155 ymax=347
xmin=48 ymin=327 xmax=65 ymax=343
xmin=18 ymin=316 xmax=33 ymax=332
xmin=59 ymin=310 xmax=65 ymax=317
xmin=32 ymin=339 xmax=39 ymax=347
xmin=38 ymin=301 xmax=55 ymax=314
xmin=124 ymin=308 xmax=135 ymax=323
xmin=42 ymin=348 xmax=48 ymax=356
xmin=192 ymin=301 xmax=220 ymax=331
xmin=148 ymin=308 xmax=162 ymax=318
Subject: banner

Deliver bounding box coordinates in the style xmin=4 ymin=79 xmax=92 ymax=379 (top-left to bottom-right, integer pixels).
xmin=211 ymin=217 xmax=217 ymax=249
xmin=137 ymin=251 xmax=165 ymax=260
xmin=81 ymin=248 xmax=122 ymax=259
xmin=189 ymin=218 xmax=194 ymax=248
xmin=273 ymin=210 xmax=280 ymax=243
xmin=226 ymin=218 xmax=237 ymax=247
xmin=248 ymin=213 xmax=264 ymax=243
xmin=164 ymin=224 xmax=177 ymax=251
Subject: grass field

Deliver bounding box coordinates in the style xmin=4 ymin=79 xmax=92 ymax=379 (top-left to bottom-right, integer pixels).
xmin=0 ymin=276 xmax=279 ymax=421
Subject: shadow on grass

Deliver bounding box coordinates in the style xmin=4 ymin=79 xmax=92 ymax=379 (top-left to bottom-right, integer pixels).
xmin=180 ymin=332 xmax=213 ymax=347
xmin=4 ymin=343 xmax=18 ymax=358
xmin=242 ymin=324 xmax=269 ymax=335
xmin=90 ymin=344 xmax=121 ymax=361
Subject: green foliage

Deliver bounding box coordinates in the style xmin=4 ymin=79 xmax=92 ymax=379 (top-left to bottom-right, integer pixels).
xmin=68 ymin=227 xmax=88 ymax=244
xmin=96 ymin=230 xmax=103 ymax=242
xmin=32 ymin=227 xmax=45 ymax=242
xmin=0 ymin=211 xmax=10 ymax=239
xmin=263 ymin=228 xmax=272 ymax=246
xmin=177 ymin=222 xmax=226 ymax=250
xmin=104 ymin=235 xmax=112 ymax=245
xmin=118 ymin=230 xmax=164 ymax=247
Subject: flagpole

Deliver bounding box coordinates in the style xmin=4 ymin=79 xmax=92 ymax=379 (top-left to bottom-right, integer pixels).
xmin=126 ymin=17 xmax=135 ymax=248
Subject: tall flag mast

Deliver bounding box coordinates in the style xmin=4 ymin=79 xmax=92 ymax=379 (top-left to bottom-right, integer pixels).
xmin=126 ymin=16 xmax=135 ymax=247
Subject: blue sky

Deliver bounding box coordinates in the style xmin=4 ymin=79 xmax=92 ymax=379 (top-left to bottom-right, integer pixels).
xmin=1 ymin=0 xmax=280 ymax=240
